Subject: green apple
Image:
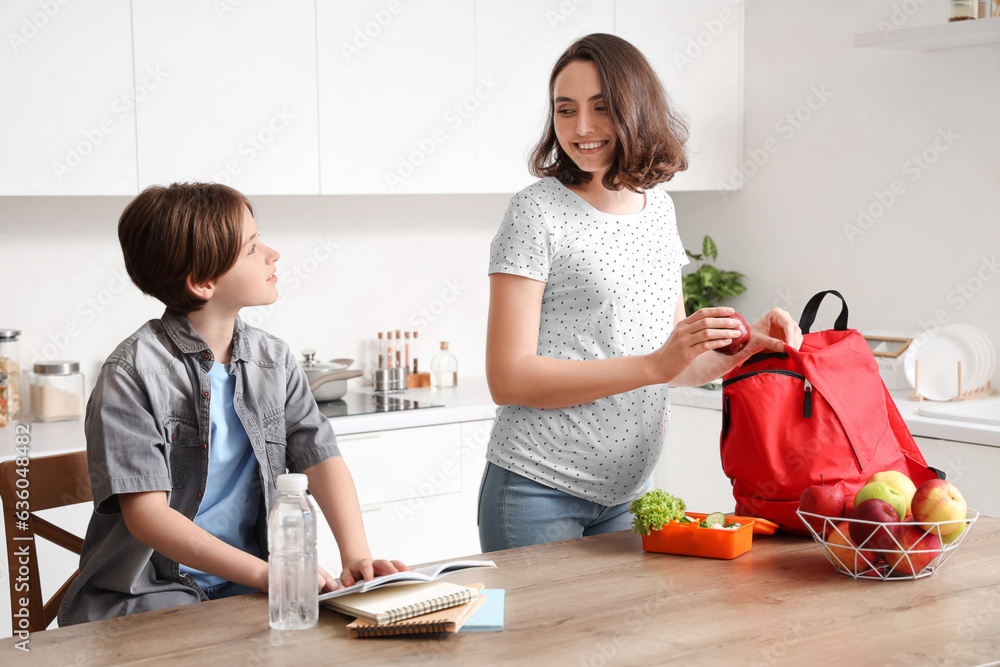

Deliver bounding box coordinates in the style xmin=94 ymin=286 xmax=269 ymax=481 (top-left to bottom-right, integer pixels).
xmin=854 ymin=481 xmax=906 ymax=521
xmin=868 ymin=470 xmax=917 ymax=515
xmin=941 ymin=521 xmax=967 ymax=544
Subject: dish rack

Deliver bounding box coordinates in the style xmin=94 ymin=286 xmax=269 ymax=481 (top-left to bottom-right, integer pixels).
xmin=908 ymin=359 xmax=996 ymax=402
xmin=796 ymin=508 xmax=979 ymax=581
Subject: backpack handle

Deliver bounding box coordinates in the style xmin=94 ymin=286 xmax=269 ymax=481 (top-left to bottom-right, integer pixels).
xmin=799 ymin=290 xmax=849 ymax=334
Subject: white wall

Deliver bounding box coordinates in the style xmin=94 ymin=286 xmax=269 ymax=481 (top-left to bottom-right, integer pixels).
xmin=673 ymin=1 xmax=1000 ymax=384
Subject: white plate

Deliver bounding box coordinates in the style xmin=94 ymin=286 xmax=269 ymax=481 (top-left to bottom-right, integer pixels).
xmin=904 ymin=326 xmax=979 ymax=400
xmin=963 ymin=324 xmax=996 ymax=388
xmin=951 ymin=325 xmax=988 ymax=391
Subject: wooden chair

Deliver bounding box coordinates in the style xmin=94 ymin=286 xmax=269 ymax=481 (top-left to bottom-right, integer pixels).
xmin=0 ymin=450 xmax=92 ymax=634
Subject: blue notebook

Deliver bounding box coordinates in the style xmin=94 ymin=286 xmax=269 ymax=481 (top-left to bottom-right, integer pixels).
xmin=459 ymin=589 xmax=505 ymax=632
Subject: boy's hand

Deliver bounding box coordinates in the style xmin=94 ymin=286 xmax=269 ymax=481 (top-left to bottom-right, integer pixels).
xmin=339 ymin=558 xmax=410 ymax=588
xmin=318 ymin=565 xmax=338 ymax=592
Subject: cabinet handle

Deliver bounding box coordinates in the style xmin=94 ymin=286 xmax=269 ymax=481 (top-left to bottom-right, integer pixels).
xmin=337 ymin=433 xmax=381 ymax=442
xmin=360 ymin=503 xmax=386 ymax=513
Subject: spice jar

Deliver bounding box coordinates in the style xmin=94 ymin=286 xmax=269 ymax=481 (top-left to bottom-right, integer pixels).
xmin=0 ymin=329 xmax=22 ymax=426
xmin=26 ymin=361 xmax=85 ymax=422
xmin=949 ymin=0 xmax=977 ymax=20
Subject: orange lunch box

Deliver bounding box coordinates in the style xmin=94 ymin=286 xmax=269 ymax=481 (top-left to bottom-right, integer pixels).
xmin=640 ymin=513 xmax=756 ymax=560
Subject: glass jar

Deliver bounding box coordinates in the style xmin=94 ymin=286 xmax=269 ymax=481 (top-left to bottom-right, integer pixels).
xmin=430 ymin=341 xmax=458 ymax=389
xmin=0 ymin=373 xmax=8 ymax=428
xmin=0 ymin=329 xmax=22 ymax=426
xmin=26 ymin=361 xmax=86 ymax=422
xmin=949 ymin=0 xmax=977 ymax=20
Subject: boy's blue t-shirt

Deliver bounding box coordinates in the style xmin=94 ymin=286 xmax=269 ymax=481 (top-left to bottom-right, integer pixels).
xmin=180 ymin=362 xmax=261 ymax=589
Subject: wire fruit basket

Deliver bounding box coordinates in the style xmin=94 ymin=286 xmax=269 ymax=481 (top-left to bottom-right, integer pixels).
xmin=796 ymin=508 xmax=979 ymax=581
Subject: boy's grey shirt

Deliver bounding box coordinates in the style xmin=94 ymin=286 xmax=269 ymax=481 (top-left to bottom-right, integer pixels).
xmin=59 ymin=309 xmax=341 ymax=626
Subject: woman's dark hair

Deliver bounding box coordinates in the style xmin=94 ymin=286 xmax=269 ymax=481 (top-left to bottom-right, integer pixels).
xmin=529 ymin=33 xmax=689 ymax=191
xmin=118 ymin=182 xmax=252 ymax=313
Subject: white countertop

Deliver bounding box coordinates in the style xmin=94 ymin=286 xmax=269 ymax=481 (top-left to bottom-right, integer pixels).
xmin=0 ymin=377 xmax=500 ymax=461
xmin=330 ymin=376 xmax=498 ymax=435
xmin=3 ymin=376 xmax=998 ymax=460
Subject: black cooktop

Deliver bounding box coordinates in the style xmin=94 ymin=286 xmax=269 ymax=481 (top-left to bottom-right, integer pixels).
xmin=316 ymin=392 xmax=444 ymax=418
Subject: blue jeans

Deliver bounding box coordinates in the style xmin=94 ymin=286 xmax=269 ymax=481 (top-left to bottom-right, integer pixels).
xmin=201 ymin=581 xmax=259 ymax=600
xmin=478 ymin=462 xmax=634 ymax=551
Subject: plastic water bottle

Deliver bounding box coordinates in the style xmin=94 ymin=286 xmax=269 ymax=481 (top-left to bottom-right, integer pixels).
xmin=268 ymin=473 xmax=318 ymax=630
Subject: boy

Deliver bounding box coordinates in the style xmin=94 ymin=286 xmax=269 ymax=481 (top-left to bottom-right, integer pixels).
xmin=60 ymin=183 xmax=405 ymax=625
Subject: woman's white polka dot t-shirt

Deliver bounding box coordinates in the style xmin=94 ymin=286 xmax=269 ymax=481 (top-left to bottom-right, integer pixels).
xmin=487 ymin=176 xmax=690 ymax=506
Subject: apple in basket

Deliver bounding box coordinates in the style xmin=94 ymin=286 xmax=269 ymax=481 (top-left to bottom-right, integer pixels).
xmin=854 ymin=481 xmax=906 ymax=521
xmin=826 ymin=521 xmax=880 ymax=575
xmin=849 ymin=499 xmax=902 ymax=551
xmin=714 ymin=312 xmax=750 ymax=356
xmin=798 ymin=475 xmax=845 ymax=535
xmin=883 ymin=525 xmax=942 ymax=576
xmin=867 ymin=470 xmax=918 ymax=515
xmin=911 ymin=479 xmax=967 ymax=537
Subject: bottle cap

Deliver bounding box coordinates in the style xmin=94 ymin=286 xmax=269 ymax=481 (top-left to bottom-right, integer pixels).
xmin=276 ymin=473 xmax=308 ymax=493
xmin=441 ymin=341 xmax=448 ymax=350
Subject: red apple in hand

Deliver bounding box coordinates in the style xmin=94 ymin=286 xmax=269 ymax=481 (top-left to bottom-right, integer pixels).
xmin=883 ymin=525 xmax=942 ymax=575
xmin=714 ymin=312 xmax=751 ymax=356
xmin=849 ymin=499 xmax=902 ymax=550
xmin=798 ymin=475 xmax=845 ymax=536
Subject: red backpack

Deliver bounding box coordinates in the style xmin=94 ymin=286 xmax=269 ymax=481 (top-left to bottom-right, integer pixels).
xmin=719 ymin=290 xmax=940 ymax=534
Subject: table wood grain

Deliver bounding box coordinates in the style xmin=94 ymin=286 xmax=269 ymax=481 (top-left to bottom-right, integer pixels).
xmin=4 ymin=518 xmax=1000 ymax=666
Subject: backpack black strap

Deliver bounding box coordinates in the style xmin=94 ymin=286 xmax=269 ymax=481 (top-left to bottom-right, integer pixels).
xmin=799 ymin=290 xmax=849 ymax=334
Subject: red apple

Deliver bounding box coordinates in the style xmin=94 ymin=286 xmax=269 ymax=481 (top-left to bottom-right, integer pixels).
xmin=714 ymin=312 xmax=751 ymax=356
xmin=883 ymin=524 xmax=942 ymax=575
xmin=826 ymin=521 xmax=880 ymax=574
xmin=849 ymin=499 xmax=902 ymax=550
xmin=798 ymin=475 xmax=845 ymax=536
xmin=912 ymin=479 xmax=967 ymax=536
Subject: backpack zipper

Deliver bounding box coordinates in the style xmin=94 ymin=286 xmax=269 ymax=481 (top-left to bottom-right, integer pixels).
xmin=723 ymin=369 xmax=814 ymax=419
xmin=721 ymin=369 xmax=805 ymax=386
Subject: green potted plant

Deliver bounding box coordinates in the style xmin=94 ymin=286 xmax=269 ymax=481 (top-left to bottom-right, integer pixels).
xmin=682 ymin=235 xmax=746 ymax=315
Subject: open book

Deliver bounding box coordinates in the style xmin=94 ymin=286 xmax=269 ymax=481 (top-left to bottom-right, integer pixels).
xmin=318 ymin=559 xmax=497 ymax=602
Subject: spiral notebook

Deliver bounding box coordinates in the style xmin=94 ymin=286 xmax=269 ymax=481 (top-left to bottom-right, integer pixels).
xmin=323 ymin=580 xmax=479 ymax=625
xmin=345 ymin=584 xmax=485 ymax=638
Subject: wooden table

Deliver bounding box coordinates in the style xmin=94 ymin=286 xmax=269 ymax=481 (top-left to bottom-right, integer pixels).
xmin=5 ymin=518 xmax=1000 ymax=666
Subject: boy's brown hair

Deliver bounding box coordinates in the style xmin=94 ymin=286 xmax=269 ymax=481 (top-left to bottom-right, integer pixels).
xmin=529 ymin=33 xmax=689 ymax=192
xmin=118 ymin=183 xmax=252 ymax=313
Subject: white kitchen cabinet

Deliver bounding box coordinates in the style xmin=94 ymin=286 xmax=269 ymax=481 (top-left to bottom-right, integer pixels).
xmin=316 ymin=420 xmax=492 ymax=573
xmin=615 ymin=0 xmax=744 ymax=192
xmin=653 ymin=403 xmax=734 ymax=512
xmin=474 ymin=0 xmax=615 ymax=193
xmin=316 ymin=0 xmax=477 ymax=194
xmin=913 ymin=436 xmax=1000 ymax=518
xmin=131 ymin=0 xmax=319 ymax=194
xmin=0 ymin=0 xmax=137 ymax=195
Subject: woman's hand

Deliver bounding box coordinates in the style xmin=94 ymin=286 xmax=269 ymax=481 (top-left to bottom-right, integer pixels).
xmin=736 ymin=307 xmax=803 ymax=359
xmin=648 ymin=307 xmax=746 ymax=383
xmin=338 ymin=558 xmax=410 ymax=589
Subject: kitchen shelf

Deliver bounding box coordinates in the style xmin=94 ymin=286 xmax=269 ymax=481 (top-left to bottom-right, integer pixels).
xmin=855 ymin=16 xmax=1000 ymax=50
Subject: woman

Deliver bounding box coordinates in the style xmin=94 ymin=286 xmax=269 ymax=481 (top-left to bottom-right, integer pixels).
xmin=480 ymin=34 xmax=801 ymax=551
